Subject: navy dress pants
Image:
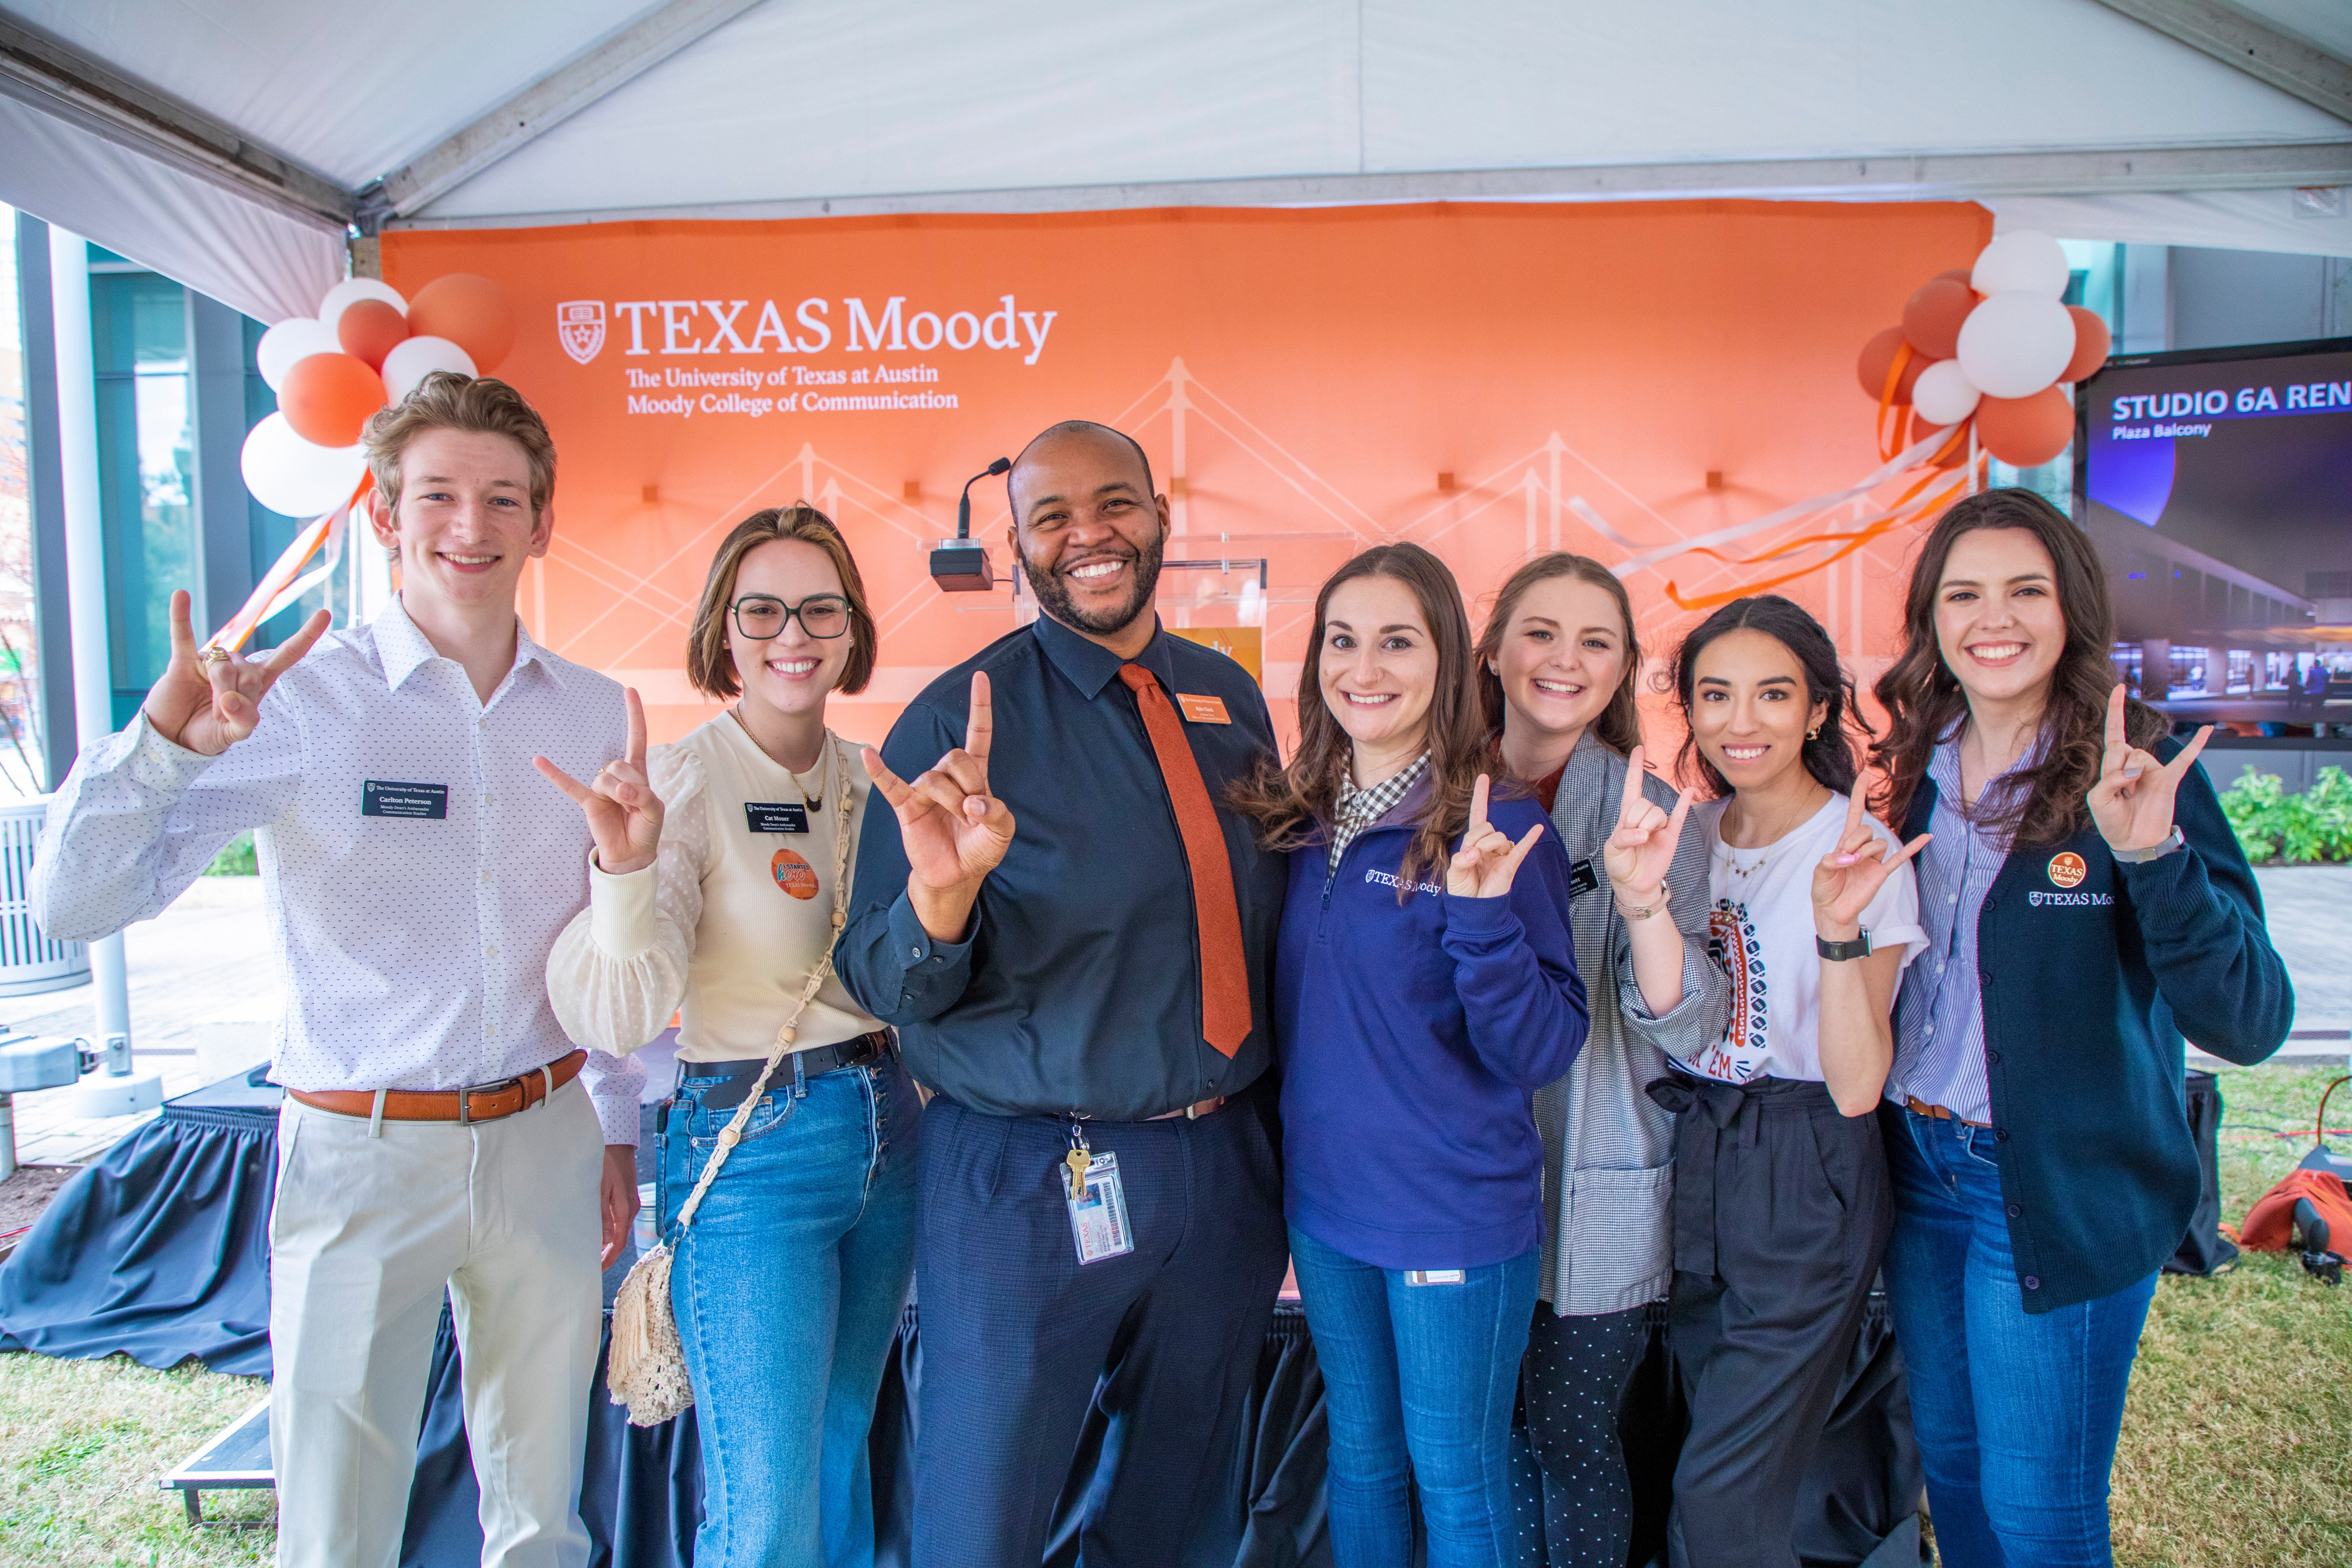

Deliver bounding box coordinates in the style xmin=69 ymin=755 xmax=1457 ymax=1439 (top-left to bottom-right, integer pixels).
xmin=911 ymin=1089 xmax=1289 ymax=1568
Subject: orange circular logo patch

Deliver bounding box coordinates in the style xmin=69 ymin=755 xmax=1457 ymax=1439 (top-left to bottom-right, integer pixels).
xmin=771 ymin=848 xmax=819 ymax=900
xmin=2047 ymin=852 xmax=2087 ymax=889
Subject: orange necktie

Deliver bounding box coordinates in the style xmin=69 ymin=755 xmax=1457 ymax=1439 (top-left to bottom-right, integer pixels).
xmin=1118 ymin=664 xmax=1252 ymax=1057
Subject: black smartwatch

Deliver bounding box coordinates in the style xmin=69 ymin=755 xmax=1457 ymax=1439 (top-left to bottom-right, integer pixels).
xmin=1816 ymin=927 xmax=1872 ymax=962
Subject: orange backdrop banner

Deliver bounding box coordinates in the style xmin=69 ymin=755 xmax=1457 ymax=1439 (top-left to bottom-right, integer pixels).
xmin=382 ymin=199 xmax=1992 ymax=751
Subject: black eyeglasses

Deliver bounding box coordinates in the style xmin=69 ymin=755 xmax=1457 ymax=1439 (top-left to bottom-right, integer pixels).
xmin=732 ymin=594 xmax=852 ymax=640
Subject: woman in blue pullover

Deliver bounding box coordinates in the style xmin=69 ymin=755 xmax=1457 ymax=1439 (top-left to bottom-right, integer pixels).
xmin=1230 ymin=542 xmax=1589 ymax=1568
xmin=1870 ymin=490 xmax=2291 ymax=1567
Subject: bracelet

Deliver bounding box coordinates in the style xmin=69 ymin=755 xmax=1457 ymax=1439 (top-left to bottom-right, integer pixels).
xmin=1617 ymin=887 xmax=1666 ymax=922
xmin=2112 ymin=825 xmax=2185 ymax=863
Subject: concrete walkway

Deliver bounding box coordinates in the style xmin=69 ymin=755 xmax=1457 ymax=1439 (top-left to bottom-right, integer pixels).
xmin=4 ymin=877 xmax=280 ymax=1166
xmin=5 ymin=864 xmax=2348 ymax=1166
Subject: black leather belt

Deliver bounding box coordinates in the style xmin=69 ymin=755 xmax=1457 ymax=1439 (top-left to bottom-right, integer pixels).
xmin=677 ymin=1030 xmax=891 ymax=1109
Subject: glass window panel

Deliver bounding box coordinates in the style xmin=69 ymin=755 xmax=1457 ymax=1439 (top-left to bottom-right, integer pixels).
xmin=91 ymin=271 xmax=195 ymax=727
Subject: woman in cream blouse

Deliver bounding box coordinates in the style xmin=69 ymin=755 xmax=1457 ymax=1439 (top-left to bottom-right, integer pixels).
xmin=545 ymin=505 xmax=913 ymax=1568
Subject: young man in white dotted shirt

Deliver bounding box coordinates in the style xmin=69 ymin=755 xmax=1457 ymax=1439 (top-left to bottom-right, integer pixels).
xmin=35 ymin=373 xmax=642 ymax=1568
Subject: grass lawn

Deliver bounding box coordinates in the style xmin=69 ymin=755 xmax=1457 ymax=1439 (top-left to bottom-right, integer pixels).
xmin=2108 ymin=1062 xmax=2352 ymax=1568
xmin=0 ymin=1354 xmax=270 ymax=1565
xmin=0 ymin=1067 xmax=2343 ymax=1565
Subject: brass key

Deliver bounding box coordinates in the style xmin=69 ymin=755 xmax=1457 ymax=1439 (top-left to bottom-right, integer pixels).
xmin=1065 ymin=1147 xmax=1091 ymax=1200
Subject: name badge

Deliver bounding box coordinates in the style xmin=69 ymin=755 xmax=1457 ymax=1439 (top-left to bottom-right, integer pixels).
xmin=744 ymin=802 xmax=811 ymax=834
xmin=1177 ymin=693 xmax=1231 ymax=724
xmin=1065 ymin=1151 xmax=1135 ymax=1265
xmin=361 ymin=781 xmax=448 ymax=820
xmin=1567 ymin=857 xmax=1601 ymax=898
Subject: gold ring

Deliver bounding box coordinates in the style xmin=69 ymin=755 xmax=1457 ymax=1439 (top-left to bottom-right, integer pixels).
xmin=197 ymin=646 xmax=230 ymax=666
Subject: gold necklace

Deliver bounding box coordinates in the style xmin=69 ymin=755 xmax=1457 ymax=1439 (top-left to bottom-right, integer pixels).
xmin=730 ymin=708 xmax=828 ymax=811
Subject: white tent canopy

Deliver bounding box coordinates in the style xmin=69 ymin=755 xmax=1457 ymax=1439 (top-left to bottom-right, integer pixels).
xmin=2 ymin=0 xmax=2349 ymax=324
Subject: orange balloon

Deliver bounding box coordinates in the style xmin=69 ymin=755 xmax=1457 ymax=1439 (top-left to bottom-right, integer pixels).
xmin=2060 ymin=306 xmax=2111 ymax=383
xmin=336 ymin=298 xmax=410 ymax=371
xmin=1857 ymin=325 xmax=1930 ymax=404
xmin=1908 ymin=410 xmax=1969 ymax=469
xmin=1932 ymin=267 xmax=1976 ymax=288
xmin=1902 ymin=278 xmax=1977 ymax=360
xmin=279 ymin=353 xmax=387 ymax=447
xmin=406 ymin=274 xmax=515 ymax=373
xmin=1975 ymin=385 xmax=2073 ymax=467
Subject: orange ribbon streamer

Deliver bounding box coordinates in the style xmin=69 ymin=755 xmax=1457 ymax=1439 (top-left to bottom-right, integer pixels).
xmin=205 ymin=471 xmax=374 ymax=654
xmin=1876 ymin=340 xmax=1917 ymax=463
xmin=1663 ymin=455 xmax=1984 ymax=611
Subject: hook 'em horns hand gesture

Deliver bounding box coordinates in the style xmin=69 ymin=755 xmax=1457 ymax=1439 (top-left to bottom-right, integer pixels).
xmin=1811 ymin=788 xmax=1930 ymax=942
xmin=534 ymin=687 xmax=665 ymax=876
xmin=863 ymin=672 xmax=1017 ymax=932
xmin=1447 ymin=774 xmax=1546 ymax=899
xmin=144 ymin=589 xmax=332 ymax=757
xmin=2086 ymin=683 xmax=2210 ymax=855
xmin=1602 ymin=744 xmax=1693 ymax=917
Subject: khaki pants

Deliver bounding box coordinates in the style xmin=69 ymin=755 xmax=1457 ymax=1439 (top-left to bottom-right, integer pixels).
xmin=269 ymin=1078 xmax=604 ymax=1568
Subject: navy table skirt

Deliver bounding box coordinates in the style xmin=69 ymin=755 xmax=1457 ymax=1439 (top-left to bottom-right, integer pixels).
xmin=0 ymin=1082 xmax=1925 ymax=1566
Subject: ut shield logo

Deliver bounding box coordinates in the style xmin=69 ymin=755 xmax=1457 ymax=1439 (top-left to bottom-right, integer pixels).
xmin=556 ymin=301 xmax=606 ymax=365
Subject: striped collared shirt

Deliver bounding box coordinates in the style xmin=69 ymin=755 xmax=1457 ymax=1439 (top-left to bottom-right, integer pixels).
xmin=1889 ymin=733 xmax=2034 ymax=1124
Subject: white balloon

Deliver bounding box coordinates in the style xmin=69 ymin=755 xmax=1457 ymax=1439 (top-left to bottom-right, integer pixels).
xmin=1911 ymin=359 xmax=1982 ymax=427
xmin=241 ymin=413 xmax=367 ymax=518
xmin=316 ymin=277 xmax=408 ymax=330
xmin=255 ymin=316 xmax=340 ymax=391
xmin=1956 ymin=292 xmax=2077 ymax=399
xmin=1970 ymin=230 xmax=2071 ymax=300
xmin=379 ymin=335 xmax=478 ymax=402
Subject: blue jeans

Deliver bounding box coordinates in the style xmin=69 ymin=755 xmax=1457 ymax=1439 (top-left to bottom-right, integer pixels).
xmin=1880 ymin=1107 xmax=2155 ymax=1568
xmin=1288 ymin=1226 xmax=1538 ymax=1568
xmin=659 ymin=1053 xmax=919 ymax=1568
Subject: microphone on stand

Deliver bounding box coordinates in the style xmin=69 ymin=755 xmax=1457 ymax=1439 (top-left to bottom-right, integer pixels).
xmin=931 ymin=457 xmax=1012 ymax=592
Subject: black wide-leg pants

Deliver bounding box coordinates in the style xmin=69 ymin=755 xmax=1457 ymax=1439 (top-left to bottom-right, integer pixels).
xmin=1649 ymin=1074 xmax=1893 ymax=1568
xmin=910 ymin=1087 xmax=1290 ymax=1568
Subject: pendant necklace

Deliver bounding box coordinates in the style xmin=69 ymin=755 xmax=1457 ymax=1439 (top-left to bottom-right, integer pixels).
xmin=731 ymin=707 xmax=828 ymax=812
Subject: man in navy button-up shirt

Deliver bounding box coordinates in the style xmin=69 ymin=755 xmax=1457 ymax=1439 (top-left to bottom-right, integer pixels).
xmin=841 ymin=421 xmax=1288 ymax=1568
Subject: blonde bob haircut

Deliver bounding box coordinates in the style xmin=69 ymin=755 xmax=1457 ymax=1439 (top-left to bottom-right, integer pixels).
xmin=362 ymin=372 xmax=557 ymax=518
xmin=687 ymin=505 xmax=877 ymax=700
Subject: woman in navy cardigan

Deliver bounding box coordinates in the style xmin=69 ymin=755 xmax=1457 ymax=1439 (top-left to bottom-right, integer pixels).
xmin=1870 ymin=489 xmax=2291 ymax=1567
xmin=1231 ymin=542 xmax=1589 ymax=1568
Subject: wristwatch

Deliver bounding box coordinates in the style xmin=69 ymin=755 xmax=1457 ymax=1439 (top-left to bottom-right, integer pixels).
xmin=1816 ymin=927 xmax=1872 ymax=962
xmin=2112 ymin=825 xmax=2185 ymax=863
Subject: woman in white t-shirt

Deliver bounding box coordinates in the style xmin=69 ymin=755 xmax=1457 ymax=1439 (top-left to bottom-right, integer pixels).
xmin=540 ymin=506 xmax=914 ymax=1568
xmin=1654 ymin=593 xmax=1928 ymax=1568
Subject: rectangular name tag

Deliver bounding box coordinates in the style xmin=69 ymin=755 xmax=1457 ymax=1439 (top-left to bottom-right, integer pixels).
xmin=360 ymin=781 xmax=448 ymax=820
xmin=1404 ymin=1269 xmax=1466 ymax=1286
xmin=1177 ymin=693 xmax=1231 ymax=724
xmin=743 ymin=802 xmax=811 ymax=834
xmin=1567 ymin=856 xmax=1601 ymax=899
xmin=1066 ymin=1151 xmax=1135 ymax=1266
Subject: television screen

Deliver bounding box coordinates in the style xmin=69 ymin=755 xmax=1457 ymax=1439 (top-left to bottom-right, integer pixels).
xmin=2078 ymin=337 xmax=2352 ymax=599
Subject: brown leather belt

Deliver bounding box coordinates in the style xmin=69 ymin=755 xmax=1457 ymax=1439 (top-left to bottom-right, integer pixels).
xmin=292 ymin=1050 xmax=586 ymax=1124
xmin=1905 ymin=1094 xmax=1991 ymax=1129
xmin=1150 ymin=1095 xmax=1226 ymax=1121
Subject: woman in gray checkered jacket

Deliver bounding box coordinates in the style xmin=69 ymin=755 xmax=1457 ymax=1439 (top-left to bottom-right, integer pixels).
xmin=1476 ymin=555 xmax=1732 ymax=1568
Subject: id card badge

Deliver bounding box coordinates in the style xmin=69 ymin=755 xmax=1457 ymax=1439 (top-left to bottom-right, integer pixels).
xmin=1064 ymin=1150 xmax=1135 ymax=1266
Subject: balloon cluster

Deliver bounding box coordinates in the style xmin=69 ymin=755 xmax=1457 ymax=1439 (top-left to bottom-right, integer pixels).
xmin=1854 ymin=230 xmax=2109 ymax=470
xmin=240 ymin=274 xmax=516 ymax=517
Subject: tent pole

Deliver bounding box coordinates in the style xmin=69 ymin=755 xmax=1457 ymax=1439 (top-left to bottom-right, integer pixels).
xmin=46 ymin=227 xmax=149 ymax=1113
